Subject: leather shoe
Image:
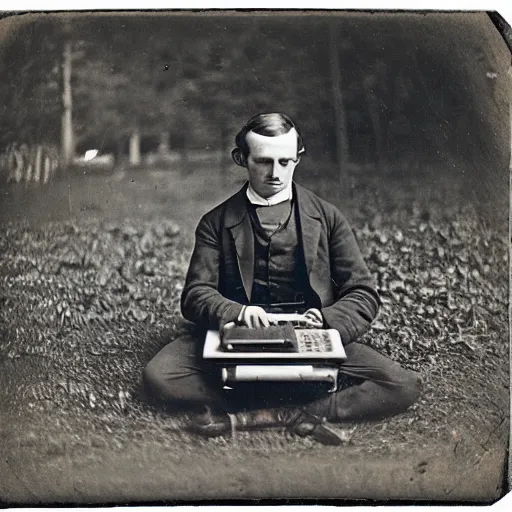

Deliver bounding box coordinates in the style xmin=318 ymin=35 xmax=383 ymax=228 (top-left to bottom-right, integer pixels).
xmin=280 ymin=408 xmax=345 ymax=446
xmin=188 ymin=407 xmax=345 ymax=446
xmin=289 ymin=418 xmax=345 ymax=446
xmin=187 ymin=408 xmax=231 ymax=437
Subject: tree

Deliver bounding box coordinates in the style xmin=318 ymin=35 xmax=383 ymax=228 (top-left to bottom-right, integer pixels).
xmin=61 ymin=37 xmax=74 ymax=167
xmin=329 ymin=20 xmax=350 ymax=180
xmin=0 ymin=16 xmax=63 ymax=149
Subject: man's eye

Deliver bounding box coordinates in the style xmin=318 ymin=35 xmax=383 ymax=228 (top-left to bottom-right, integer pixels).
xmin=279 ymin=160 xmax=290 ymax=166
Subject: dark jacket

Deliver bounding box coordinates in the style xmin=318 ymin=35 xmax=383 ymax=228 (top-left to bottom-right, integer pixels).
xmin=181 ymin=182 xmax=380 ymax=344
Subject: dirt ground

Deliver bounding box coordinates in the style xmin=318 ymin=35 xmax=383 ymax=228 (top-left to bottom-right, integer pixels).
xmin=0 ymin=165 xmax=509 ymax=504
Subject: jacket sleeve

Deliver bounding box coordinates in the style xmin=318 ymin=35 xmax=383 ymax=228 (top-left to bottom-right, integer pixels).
xmin=320 ymin=209 xmax=380 ymax=344
xmin=180 ymin=213 xmax=244 ymax=330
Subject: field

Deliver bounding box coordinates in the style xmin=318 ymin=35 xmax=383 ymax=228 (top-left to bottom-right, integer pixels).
xmin=0 ymin=164 xmax=509 ymax=503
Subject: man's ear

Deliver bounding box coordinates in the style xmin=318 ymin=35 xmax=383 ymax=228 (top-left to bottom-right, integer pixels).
xmin=231 ymin=148 xmax=247 ymax=167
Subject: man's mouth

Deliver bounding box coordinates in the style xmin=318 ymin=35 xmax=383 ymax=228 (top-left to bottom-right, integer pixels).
xmin=266 ymin=180 xmax=282 ymax=185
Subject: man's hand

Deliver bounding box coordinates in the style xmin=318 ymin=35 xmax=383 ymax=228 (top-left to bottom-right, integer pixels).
xmin=304 ymin=308 xmax=323 ymax=328
xmin=238 ymin=306 xmax=270 ymax=328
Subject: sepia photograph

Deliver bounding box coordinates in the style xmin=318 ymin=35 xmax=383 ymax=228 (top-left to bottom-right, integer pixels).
xmin=0 ymin=9 xmax=510 ymax=504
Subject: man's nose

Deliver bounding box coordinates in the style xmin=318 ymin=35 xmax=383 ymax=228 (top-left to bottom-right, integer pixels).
xmin=269 ymin=161 xmax=280 ymax=177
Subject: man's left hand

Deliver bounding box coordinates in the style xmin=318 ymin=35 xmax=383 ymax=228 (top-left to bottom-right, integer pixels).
xmin=304 ymin=308 xmax=323 ymax=327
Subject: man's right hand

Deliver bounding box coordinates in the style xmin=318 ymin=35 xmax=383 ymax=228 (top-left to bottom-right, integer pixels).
xmin=238 ymin=306 xmax=270 ymax=328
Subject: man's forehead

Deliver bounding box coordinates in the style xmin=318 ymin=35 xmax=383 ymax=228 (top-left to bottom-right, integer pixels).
xmin=246 ymin=129 xmax=298 ymax=154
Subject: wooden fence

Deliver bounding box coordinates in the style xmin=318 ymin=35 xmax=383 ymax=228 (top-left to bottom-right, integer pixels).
xmin=0 ymin=143 xmax=60 ymax=184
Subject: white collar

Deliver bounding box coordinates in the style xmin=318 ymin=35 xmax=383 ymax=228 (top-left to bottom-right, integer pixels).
xmin=246 ymin=182 xmax=293 ymax=206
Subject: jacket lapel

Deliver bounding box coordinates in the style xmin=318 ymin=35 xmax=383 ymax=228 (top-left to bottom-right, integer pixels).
xmin=223 ymin=182 xmax=323 ymax=300
xmin=294 ymin=184 xmax=322 ymax=275
xmin=225 ymin=184 xmax=254 ymax=301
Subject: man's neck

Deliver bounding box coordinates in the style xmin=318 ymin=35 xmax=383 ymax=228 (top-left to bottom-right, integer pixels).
xmin=246 ymin=182 xmax=293 ymax=206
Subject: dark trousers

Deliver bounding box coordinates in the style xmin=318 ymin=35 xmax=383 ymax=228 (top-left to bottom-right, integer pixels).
xmin=142 ymin=329 xmax=422 ymax=422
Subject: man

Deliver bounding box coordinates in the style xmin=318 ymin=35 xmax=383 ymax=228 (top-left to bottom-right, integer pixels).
xmin=142 ymin=113 xmax=421 ymax=445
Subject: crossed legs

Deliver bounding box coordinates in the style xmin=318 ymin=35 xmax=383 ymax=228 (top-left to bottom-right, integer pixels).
xmin=142 ymin=331 xmax=422 ymax=422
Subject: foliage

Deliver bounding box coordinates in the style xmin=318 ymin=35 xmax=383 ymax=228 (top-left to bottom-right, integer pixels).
xmin=0 ymin=206 xmax=507 ymax=444
xmin=0 ymin=17 xmax=63 ymax=148
xmin=0 ymin=12 xmax=508 ymax=178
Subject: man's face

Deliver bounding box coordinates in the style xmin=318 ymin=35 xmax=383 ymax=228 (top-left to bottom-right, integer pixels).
xmin=245 ymin=129 xmax=300 ymax=198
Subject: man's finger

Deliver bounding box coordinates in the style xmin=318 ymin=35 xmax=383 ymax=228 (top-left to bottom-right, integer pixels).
xmin=252 ymin=313 xmax=263 ymax=328
xmin=223 ymin=321 xmax=236 ymax=332
xmin=260 ymin=313 xmax=270 ymax=328
xmin=255 ymin=313 xmax=267 ymax=328
xmin=305 ymin=309 xmax=323 ymax=322
xmin=304 ymin=317 xmax=322 ymax=327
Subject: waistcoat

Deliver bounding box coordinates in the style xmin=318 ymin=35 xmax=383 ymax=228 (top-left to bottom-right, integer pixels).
xmin=247 ymin=200 xmax=311 ymax=311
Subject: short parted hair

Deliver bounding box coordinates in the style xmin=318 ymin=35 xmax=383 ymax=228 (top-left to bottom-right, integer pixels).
xmin=231 ymin=113 xmax=305 ymax=167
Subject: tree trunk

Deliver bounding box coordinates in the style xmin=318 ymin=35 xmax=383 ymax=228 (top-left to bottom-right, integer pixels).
xmin=361 ymin=75 xmax=384 ymax=172
xmin=61 ymin=39 xmax=74 ymax=168
xmin=129 ymin=130 xmax=141 ymax=166
xmin=329 ymin=21 xmax=350 ymax=184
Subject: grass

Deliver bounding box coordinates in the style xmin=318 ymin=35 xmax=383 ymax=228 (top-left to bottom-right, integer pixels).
xmin=0 ymin=163 xmax=509 ymax=502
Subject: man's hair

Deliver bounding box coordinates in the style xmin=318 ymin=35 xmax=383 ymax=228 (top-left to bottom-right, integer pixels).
xmin=231 ymin=113 xmax=305 ymax=167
